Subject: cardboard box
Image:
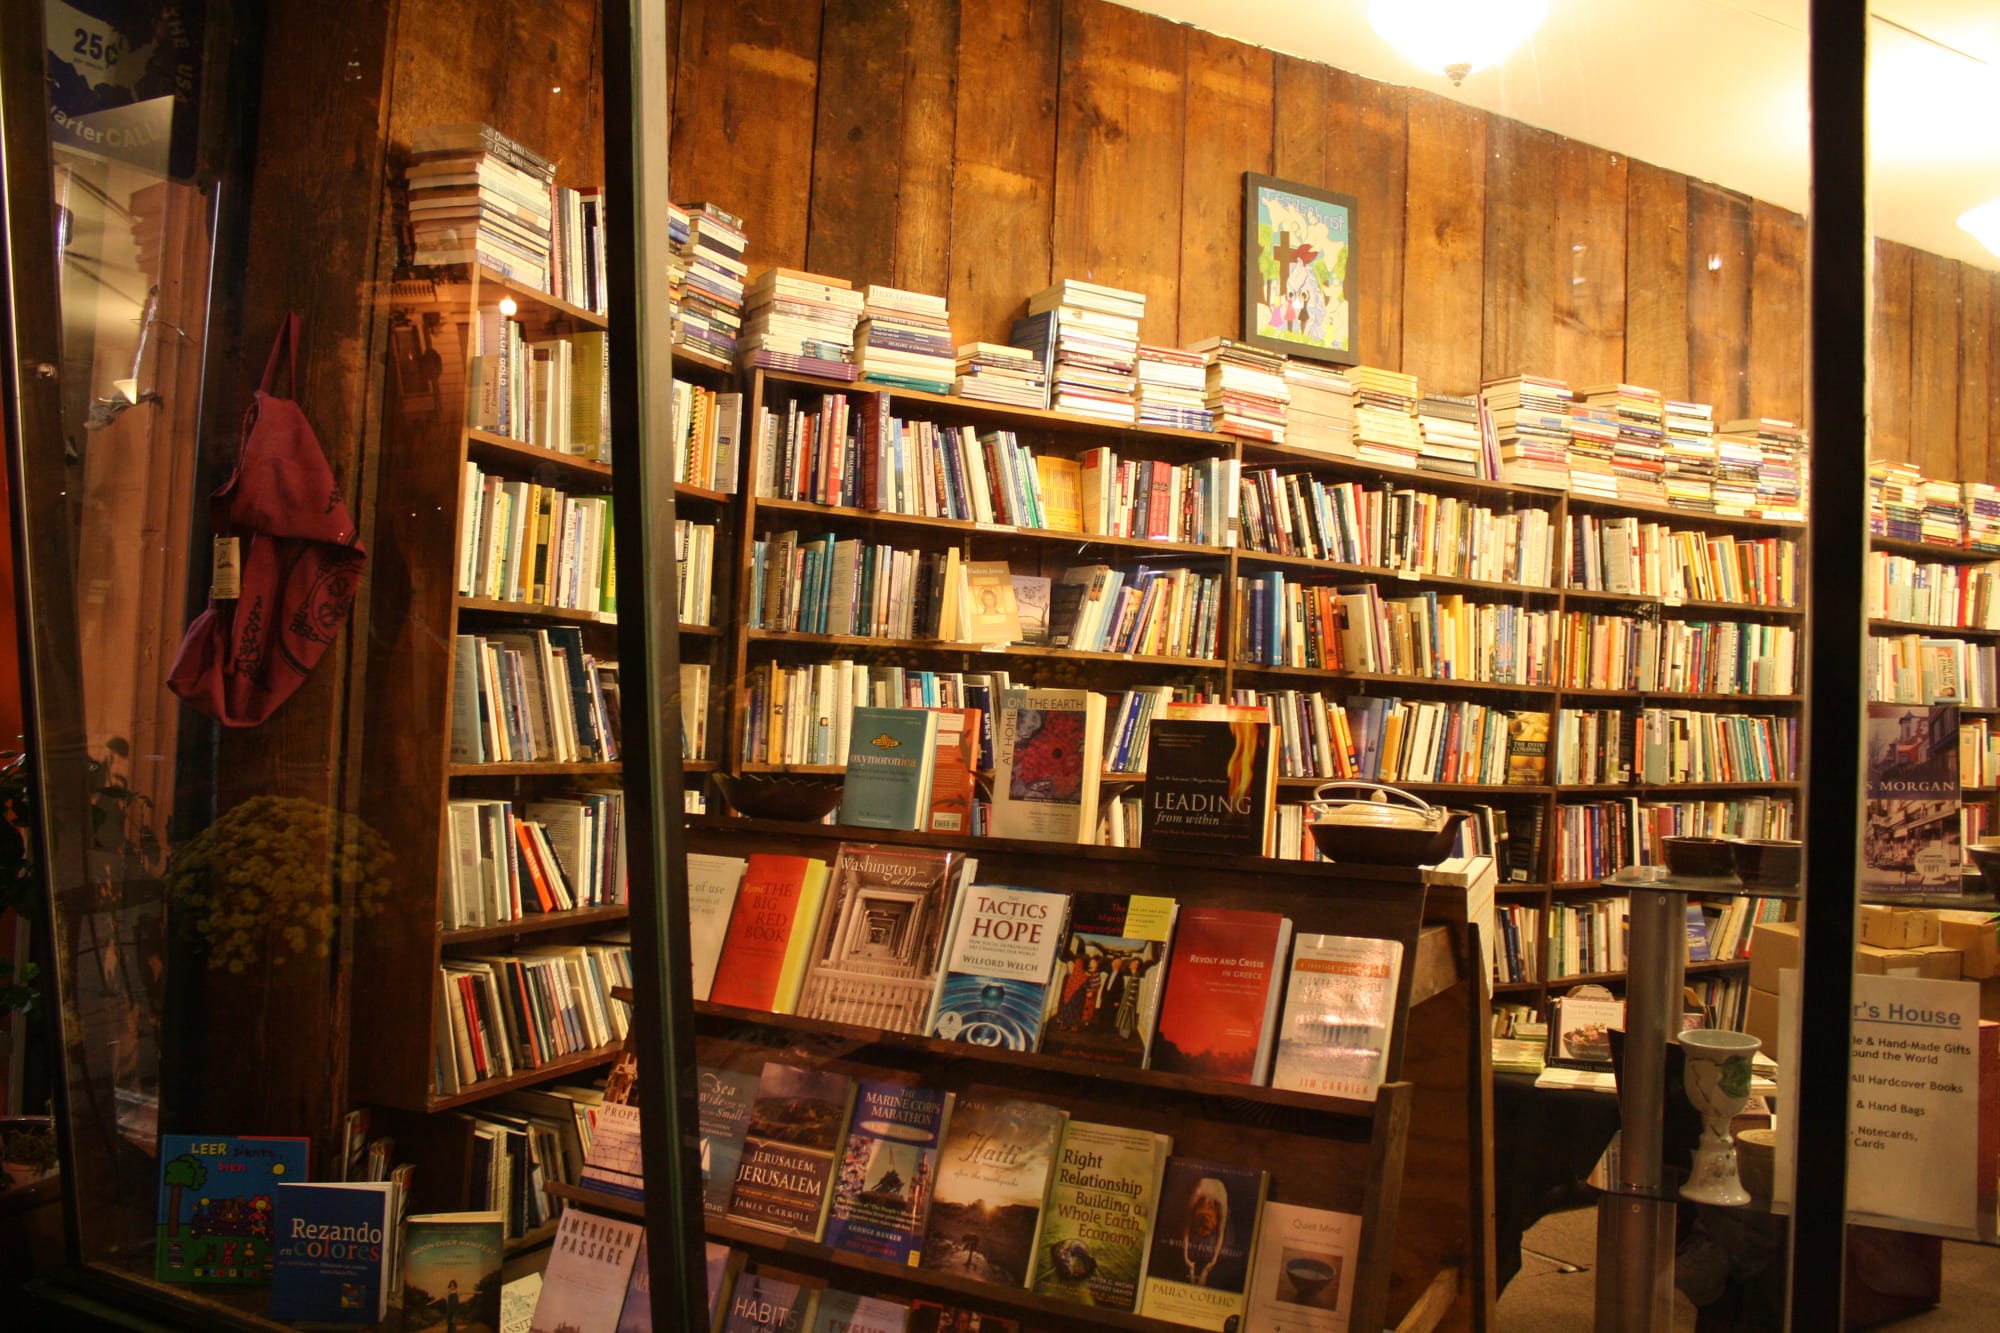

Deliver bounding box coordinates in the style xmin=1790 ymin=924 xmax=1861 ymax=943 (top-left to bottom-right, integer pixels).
xmin=1854 ymin=943 xmax=1961 ymax=978
xmin=1981 ymin=976 xmax=2000 ymax=1023
xmin=1938 ymin=910 xmax=2000 ymax=979
xmin=1749 ymin=920 xmax=1801 ymax=994
xmin=1745 ymin=984 xmax=1781 ymax=1051
xmin=1859 ymin=905 xmax=1940 ymax=949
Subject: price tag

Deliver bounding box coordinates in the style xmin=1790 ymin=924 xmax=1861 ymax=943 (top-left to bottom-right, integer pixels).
xmin=212 ymin=537 xmax=242 ymax=600
xmin=1663 ymin=595 xmax=1683 ymax=608
xmin=1121 ymin=652 xmax=1135 ymax=661
xmin=980 ymin=643 xmax=1009 ymax=654
xmin=975 ymin=522 xmax=1017 ymax=534
xmin=1397 ymin=568 xmax=1420 ymax=582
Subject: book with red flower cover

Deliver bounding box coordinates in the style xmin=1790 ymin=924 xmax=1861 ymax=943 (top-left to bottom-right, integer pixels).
xmin=1147 ymin=908 xmax=1294 ymax=1086
xmin=708 ymin=854 xmax=832 ymax=1013
xmin=990 ymin=688 xmax=1105 ymax=844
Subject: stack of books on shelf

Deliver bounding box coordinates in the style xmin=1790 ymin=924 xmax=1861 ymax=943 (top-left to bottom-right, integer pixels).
xmin=1415 ymin=393 xmax=1483 ymax=476
xmin=1480 ymin=375 xmax=1573 ymax=489
xmin=1026 ymin=279 xmax=1145 ymax=421
xmin=456 ymin=467 xmax=616 ymax=615
xmin=856 ymin=285 xmax=955 ymax=392
xmin=469 ymin=308 xmax=608 ymax=460
xmin=1965 ymin=481 xmax=2000 ymax=552
xmin=673 ymin=203 xmax=748 ymax=363
xmin=450 ymin=632 xmax=620 ymax=765
xmin=668 ymin=378 xmax=742 ymax=493
xmin=1348 ymin=365 xmax=1423 ymax=469
xmin=737 ymin=267 xmax=863 ymax=380
xmin=549 ymin=184 xmax=608 ymax=314
xmin=1191 ymin=337 xmax=1289 ymax=442
xmin=1581 ymin=383 xmax=1669 ymax=505
xmin=1282 ymin=358 xmax=1355 ymax=454
xmin=1133 ymin=343 xmax=1213 ymax=430
xmin=1724 ymin=418 xmax=1808 ymax=520
xmin=1869 ymin=458 xmax=1928 ymax=541
xmin=436 ymin=934 xmax=632 ymax=1093
xmin=404 ymin=123 xmax=556 ymax=292
xmin=1662 ymin=398 xmax=1718 ymax=511
xmin=1564 ymin=398 xmax=1622 ymax=500
xmin=1712 ymin=430 xmax=1764 ymax=513
xmin=443 ymin=792 xmax=629 ymax=927
xmin=1920 ymin=474 xmax=1970 ymax=547
xmin=954 ymin=341 xmax=1048 ymax=407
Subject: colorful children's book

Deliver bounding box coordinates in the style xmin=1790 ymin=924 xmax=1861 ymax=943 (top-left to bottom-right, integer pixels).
xmin=154 ymin=1133 xmax=312 ymax=1285
xmin=1031 ymin=1119 xmax=1172 ymax=1312
xmin=919 ymin=1096 xmax=1069 ymax=1288
xmin=927 ymin=883 xmax=1070 ymax=1051
xmin=1138 ymin=1157 xmax=1271 ymax=1331
xmin=825 ymin=1080 xmax=954 ymax=1265
xmin=268 ymin=1181 xmax=396 ymax=1323
xmin=1148 ymin=908 xmax=1294 ymax=1085
xmin=840 ymin=707 xmax=942 ymax=831
xmin=1039 ymin=892 xmax=1178 ymax=1067
xmin=796 ymin=844 xmax=969 ymax=1034
xmin=531 ymin=1209 xmax=643 ymax=1333
xmin=1268 ymin=934 xmax=1405 ymax=1101
xmin=1243 ymin=1202 xmax=1363 ymax=1333
xmin=727 ymin=1062 xmax=858 ymax=1240
xmin=708 ymin=854 xmax=832 ymax=1013
xmin=402 ymin=1211 xmax=505 ymax=1333
xmin=699 ymin=1065 xmax=763 ymax=1216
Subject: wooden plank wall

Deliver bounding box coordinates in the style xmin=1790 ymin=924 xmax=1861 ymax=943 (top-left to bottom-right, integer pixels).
xmin=662 ymin=0 xmax=2000 ymax=480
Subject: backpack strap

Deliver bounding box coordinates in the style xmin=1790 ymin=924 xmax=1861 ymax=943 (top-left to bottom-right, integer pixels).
xmin=259 ymin=312 xmax=301 ymax=397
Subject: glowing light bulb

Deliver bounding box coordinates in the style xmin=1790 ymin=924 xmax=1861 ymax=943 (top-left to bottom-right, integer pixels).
xmin=498 ymin=296 xmax=518 ymax=317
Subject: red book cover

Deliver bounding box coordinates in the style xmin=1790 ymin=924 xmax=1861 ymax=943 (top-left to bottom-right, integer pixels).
xmin=708 ymin=854 xmax=814 ymax=1010
xmin=514 ymin=820 xmax=557 ymax=911
xmin=859 ymin=391 xmax=891 ymax=510
xmin=1148 ymin=907 xmax=1290 ymax=1085
xmin=1148 ymin=462 xmax=1173 ymax=540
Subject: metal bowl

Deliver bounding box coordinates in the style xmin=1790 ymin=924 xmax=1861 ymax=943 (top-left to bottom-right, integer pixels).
xmin=1303 ymin=782 xmax=1466 ymax=866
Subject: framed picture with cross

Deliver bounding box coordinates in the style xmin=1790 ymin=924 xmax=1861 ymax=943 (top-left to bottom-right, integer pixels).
xmin=1241 ymin=172 xmax=1358 ymax=365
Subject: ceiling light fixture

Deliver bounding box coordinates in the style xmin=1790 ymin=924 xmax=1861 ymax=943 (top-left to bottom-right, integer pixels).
xmin=1367 ymin=0 xmax=1549 ymax=86
xmin=1960 ymin=201 xmax=2000 ymax=259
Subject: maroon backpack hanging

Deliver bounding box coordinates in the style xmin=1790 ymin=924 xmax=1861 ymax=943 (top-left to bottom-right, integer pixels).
xmin=168 ymin=314 xmax=367 ymax=726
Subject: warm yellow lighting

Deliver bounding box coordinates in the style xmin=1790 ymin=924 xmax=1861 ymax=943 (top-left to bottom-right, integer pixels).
xmin=1368 ymin=0 xmax=1549 ymax=85
xmin=498 ymin=296 xmax=518 ymax=317
xmin=1959 ymin=201 xmax=2000 ymax=259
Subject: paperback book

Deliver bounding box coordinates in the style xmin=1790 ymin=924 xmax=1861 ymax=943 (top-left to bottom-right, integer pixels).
xmin=708 ymin=1243 xmax=748 ymax=1329
xmin=1268 ymin=935 xmax=1404 ymax=1101
xmin=698 ymin=1065 xmax=762 ymax=1216
xmin=1149 ymin=908 xmax=1294 ymax=1085
xmin=402 ymin=1211 xmax=505 ymax=1333
xmin=839 ymin=707 xmax=941 ymax=832
xmin=1138 ymin=1157 xmax=1270 ymax=1331
xmin=722 ymin=1271 xmax=817 ymax=1332
xmin=1142 ymin=719 xmax=1278 ymax=856
xmin=810 ymin=1291 xmax=910 ymax=1332
xmin=1863 ymin=702 xmax=1963 ymax=893
xmin=501 ymin=1272 xmax=543 ymax=1333
xmin=927 ymin=707 xmax=981 ymax=834
xmin=688 ymin=853 xmax=749 ymax=1001
xmin=708 ymin=854 xmax=832 ymax=1013
xmin=268 ymin=1181 xmax=395 ymax=1323
xmin=154 ymin=1133 xmax=313 ymax=1285
xmin=796 ymin=844 xmax=969 ymax=1033
xmin=530 ymin=1209 xmax=643 ymax=1333
xmin=1038 ymin=892 xmax=1178 ymax=1067
xmin=928 ymin=883 xmax=1070 ymax=1051
xmin=919 ymin=1096 xmax=1069 ymax=1288
xmin=1030 ymin=1119 xmax=1172 ymax=1312
xmin=727 ymin=1062 xmax=858 ymax=1240
xmin=1243 ymin=1203 xmax=1363 ymax=1333
xmin=825 ymin=1080 xmax=953 ymax=1265
xmin=990 ymin=689 xmax=1106 ymax=844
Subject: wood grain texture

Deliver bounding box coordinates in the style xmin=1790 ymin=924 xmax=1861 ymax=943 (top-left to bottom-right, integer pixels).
xmin=1052 ymin=0 xmax=1188 ymax=346
xmin=1551 ymin=139 xmax=1626 ymax=388
xmin=1873 ymin=239 xmax=1915 ymax=464
xmin=807 ymin=0 xmax=912 ymax=286
xmin=1686 ymin=182 xmax=1753 ymax=422
xmin=947 ymin=0 xmax=1059 ymax=344
xmin=1623 ymin=161 xmax=1690 ymax=398
xmin=1958 ymin=268 xmax=1991 ymax=482
xmin=1400 ymin=93 xmax=1486 ymax=393
xmin=1177 ymin=28 xmax=1272 ymax=345
xmin=1481 ymin=119 xmax=1560 ymax=381
xmin=670 ymin=0 xmax=824 ymax=270
xmin=1323 ymin=66 xmax=1408 ymax=371
xmin=894 ymin=0 xmax=961 ymax=297
xmin=1271 ymin=53 xmax=1329 ymax=183
xmin=1749 ymin=201 xmax=1807 ymax=423
xmin=1908 ymin=250 xmax=1961 ymax=479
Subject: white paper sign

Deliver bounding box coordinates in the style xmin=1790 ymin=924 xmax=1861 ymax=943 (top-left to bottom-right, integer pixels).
xmin=1775 ymin=969 xmax=1981 ymax=1231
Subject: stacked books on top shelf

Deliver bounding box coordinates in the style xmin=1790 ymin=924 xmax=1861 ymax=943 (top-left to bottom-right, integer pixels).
xmin=1869 ymin=459 xmax=1927 ymax=541
xmin=738 ymin=267 xmax=864 ymax=380
xmin=469 ymin=307 xmax=607 ymax=459
xmin=1134 ymin=344 xmax=1213 ymax=430
xmin=1348 ymin=365 xmax=1422 ymax=469
xmin=1191 ymin=338 xmax=1289 ymax=442
xmin=1025 ymin=279 xmax=1145 ymax=421
xmin=673 ymin=202 xmax=748 ymax=363
xmin=1282 ymin=359 xmax=1355 ymax=455
xmin=669 ymin=379 xmax=743 ymax=493
xmin=1920 ymin=474 xmax=1969 ymax=547
xmin=1722 ymin=418 xmax=1808 ymax=521
xmin=1481 ymin=375 xmax=1573 ymax=489
xmin=549 ymin=183 xmax=607 ymax=314
xmin=1415 ymin=393 xmax=1482 ymax=476
xmin=857 ymin=286 xmax=955 ymax=392
xmin=1580 ymin=383 xmax=1669 ymax=505
xmin=1663 ymin=399 xmax=1718 ymax=510
xmin=1564 ymin=396 xmax=1621 ymax=500
xmin=404 ymin=123 xmax=556 ymax=292
xmin=1966 ymin=482 xmax=2000 ymax=553
xmin=955 ymin=341 xmax=1048 ymax=407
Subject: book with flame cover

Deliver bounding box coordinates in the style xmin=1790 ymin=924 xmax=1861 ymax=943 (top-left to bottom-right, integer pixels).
xmin=1148 ymin=908 xmax=1294 ymax=1086
xmin=1142 ymin=719 xmax=1277 ymax=856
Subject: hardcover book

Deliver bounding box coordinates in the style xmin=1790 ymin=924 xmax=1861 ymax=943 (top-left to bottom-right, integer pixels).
xmin=402 ymin=1211 xmax=505 ymax=1333
xmin=1039 ymin=892 xmax=1178 ymax=1068
xmin=906 ymin=1304 xmax=1018 ymax=1333
xmin=1138 ymin=1157 xmax=1270 ymax=1331
xmin=825 ymin=1080 xmax=954 ymax=1265
xmin=723 ymin=1271 xmax=817 ymax=1332
xmin=919 ymin=1096 xmax=1069 ymax=1288
xmin=530 ymin=1209 xmax=643 ymax=1333
xmin=1268 ymin=934 xmax=1405 ymax=1101
xmin=1142 ymin=719 xmax=1277 ymax=856
xmin=810 ymin=1290 xmax=910 ymax=1333
xmin=962 ymin=560 xmax=1023 ymax=644
xmin=990 ymin=688 xmax=1106 ymax=844
xmin=928 ymin=883 xmax=1070 ymax=1051
xmin=1031 ymin=1119 xmax=1172 ymax=1312
xmin=1243 ymin=1203 xmax=1363 ymax=1333
xmin=1149 ymin=908 xmax=1295 ymax=1085
xmin=154 ymin=1133 xmax=313 ymax=1285
xmin=727 ymin=1062 xmax=858 ymax=1240
xmin=688 ymin=853 xmax=749 ymax=1001
xmin=797 ymin=844 xmax=968 ymax=1033
xmin=269 ymin=1181 xmax=395 ymax=1323
xmin=708 ymin=854 xmax=832 ymax=1013
xmin=839 ymin=707 xmax=941 ymax=832
xmin=699 ymin=1065 xmax=763 ymax=1217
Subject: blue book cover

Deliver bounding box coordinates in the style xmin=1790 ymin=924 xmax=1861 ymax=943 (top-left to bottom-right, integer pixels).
xmin=825 ymin=1080 xmax=952 ymax=1264
xmin=929 ymin=883 xmax=1070 ymax=1051
xmin=154 ymin=1133 xmax=312 ymax=1284
xmin=1685 ymin=904 xmax=1713 ymax=963
xmin=839 ymin=706 xmax=939 ymax=831
xmin=268 ymin=1181 xmax=394 ymax=1323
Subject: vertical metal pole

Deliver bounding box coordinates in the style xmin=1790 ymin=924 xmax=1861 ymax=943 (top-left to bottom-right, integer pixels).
xmin=602 ymin=1 xmax=706 ymax=1325
xmin=1791 ymin=2 xmax=1871 ymax=1326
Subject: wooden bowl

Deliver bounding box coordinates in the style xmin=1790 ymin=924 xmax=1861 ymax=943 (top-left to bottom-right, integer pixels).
xmin=711 ymin=772 xmax=845 ymax=822
xmin=1306 ymin=811 xmax=1467 ymax=866
xmin=1964 ymin=841 xmax=2000 ymax=889
xmin=1731 ymin=839 xmax=1802 ymax=892
xmin=1663 ymin=836 xmax=1736 ymax=878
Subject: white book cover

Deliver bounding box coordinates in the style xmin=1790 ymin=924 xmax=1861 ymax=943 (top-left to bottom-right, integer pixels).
xmin=991 ymin=688 xmax=1105 ymax=844
xmin=530 ymin=1209 xmax=643 ymax=1333
xmin=1244 ymin=1202 xmax=1363 ymax=1332
xmin=687 ymin=854 xmax=749 ymax=1001
xmin=927 ymin=882 xmax=1070 ymax=1051
xmin=1269 ymin=936 xmax=1404 ymax=1100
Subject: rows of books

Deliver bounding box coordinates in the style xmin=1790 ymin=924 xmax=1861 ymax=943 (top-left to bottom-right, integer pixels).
xmin=1253 ymin=692 xmax=1544 ymax=787
xmin=1235 ymin=576 xmax=1556 ymax=684
xmin=1546 ymin=898 xmax=1628 ymax=977
xmin=444 ymin=791 xmax=628 ymax=927
xmin=1493 ymin=905 xmax=1542 ymax=985
xmin=1556 ymin=613 xmax=1800 ymax=696
xmin=468 ymin=307 xmax=609 ymax=458
xmin=456 ymin=465 xmax=616 ymax=615
xmin=674 ymin=519 xmax=717 ymax=626
xmin=1565 ymin=516 xmax=1799 ymax=607
xmin=1868 ymin=550 xmax=2000 ymax=629
xmin=1550 ymin=708 xmax=1798 ymax=786
xmin=436 ymin=935 xmax=633 ymax=1092
xmin=1871 ymin=459 xmax=2000 ymax=551
xmin=670 ymin=379 xmax=745 ymax=493
xmin=449 ymin=631 xmax=620 ymax=765
xmin=1870 ymin=634 xmax=1998 ymax=708
xmin=1553 ymin=796 xmax=1796 ymax=880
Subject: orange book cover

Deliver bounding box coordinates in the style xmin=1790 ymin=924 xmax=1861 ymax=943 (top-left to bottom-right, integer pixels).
xmin=708 ymin=854 xmax=819 ymax=1011
xmin=514 ymin=819 xmax=557 ymax=911
xmin=926 ymin=707 xmax=982 ymax=835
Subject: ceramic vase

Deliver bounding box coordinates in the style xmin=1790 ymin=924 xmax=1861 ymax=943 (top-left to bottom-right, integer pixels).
xmin=1678 ymin=1028 xmax=1762 ymax=1206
